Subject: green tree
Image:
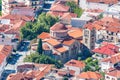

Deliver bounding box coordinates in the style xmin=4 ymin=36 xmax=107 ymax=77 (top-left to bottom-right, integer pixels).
xmin=73 ymin=7 xmax=83 ymax=17
xmin=63 ymin=77 xmax=68 ymax=80
xmin=66 ymin=1 xmax=77 ymax=12
xmin=37 ymin=39 xmax=43 ymax=54
xmin=83 ymin=58 xmax=100 ymax=72
xmin=66 ymin=1 xmax=83 ymax=17
xmin=24 ymin=53 xmax=63 ymax=68
xmin=98 ymin=13 xmax=103 ymax=19
xmin=20 ymin=13 xmax=59 ymax=40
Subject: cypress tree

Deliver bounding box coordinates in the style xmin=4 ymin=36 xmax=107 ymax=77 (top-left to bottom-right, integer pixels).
xmin=37 ymin=39 xmax=43 ymax=54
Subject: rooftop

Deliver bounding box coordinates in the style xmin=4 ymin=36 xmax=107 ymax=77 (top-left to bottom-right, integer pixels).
xmin=106 ymin=68 xmax=120 ymax=78
xmin=77 ymin=71 xmax=102 ymax=79
xmin=65 ymin=59 xmax=85 ymax=68
xmin=87 ymin=0 xmax=118 ymax=4
xmin=93 ymin=44 xmax=119 ymax=56
xmin=101 ymin=53 xmax=120 ymax=64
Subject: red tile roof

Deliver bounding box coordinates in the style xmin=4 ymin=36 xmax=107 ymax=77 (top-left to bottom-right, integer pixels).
xmin=61 ymin=13 xmax=77 ymax=20
xmin=106 ymin=68 xmax=120 ymax=78
xmin=0 ymin=45 xmax=13 ymax=64
xmin=1 ymin=14 xmax=34 ymax=23
xmin=62 ymin=39 xmax=75 ymax=46
xmin=43 ymin=44 xmax=50 ymax=50
xmin=65 ymin=59 xmax=85 ymax=68
xmin=87 ymin=0 xmax=118 ymax=4
xmin=92 ymin=44 xmax=119 ymax=56
xmin=50 ymin=4 xmax=70 ymax=12
xmin=0 ymin=45 xmax=13 ymax=56
xmin=77 ymin=71 xmax=102 ymax=79
xmin=47 ymin=11 xmax=64 ymax=17
xmin=7 ymin=64 xmax=53 ymax=80
xmin=85 ymin=17 xmax=120 ymax=33
xmin=46 ymin=38 xmax=60 ymax=46
xmin=101 ymin=53 xmax=120 ymax=64
xmin=37 ymin=32 xmax=50 ymax=40
xmin=50 ymin=23 xmax=68 ymax=31
xmin=68 ymin=29 xmax=83 ymax=39
xmin=55 ymin=46 xmax=68 ymax=53
xmin=57 ymin=70 xmax=75 ymax=76
xmin=0 ymin=53 xmax=6 ymax=64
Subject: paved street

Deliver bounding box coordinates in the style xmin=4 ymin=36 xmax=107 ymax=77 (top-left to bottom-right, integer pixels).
xmin=1 ymin=41 xmax=30 ymax=80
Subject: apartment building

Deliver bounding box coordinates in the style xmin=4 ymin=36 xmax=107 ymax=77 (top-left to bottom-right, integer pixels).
xmin=2 ymin=0 xmax=44 ymax=15
xmin=79 ymin=0 xmax=118 ymax=10
xmin=101 ymin=53 xmax=120 ymax=72
xmin=83 ymin=17 xmax=120 ymax=50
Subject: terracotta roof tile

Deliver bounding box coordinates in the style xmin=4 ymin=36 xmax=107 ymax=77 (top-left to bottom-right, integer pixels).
xmin=61 ymin=13 xmax=77 ymax=20
xmin=85 ymin=17 xmax=120 ymax=33
xmin=87 ymin=0 xmax=118 ymax=4
xmin=65 ymin=59 xmax=85 ymax=68
xmin=43 ymin=44 xmax=50 ymax=50
xmin=0 ymin=45 xmax=12 ymax=65
xmin=55 ymin=46 xmax=67 ymax=53
xmin=77 ymin=71 xmax=102 ymax=79
xmin=37 ymin=32 xmax=50 ymax=40
xmin=101 ymin=53 xmax=120 ymax=64
xmin=63 ymin=39 xmax=75 ymax=46
xmin=7 ymin=64 xmax=52 ymax=80
xmin=92 ymin=44 xmax=119 ymax=56
xmin=50 ymin=23 xmax=68 ymax=31
xmin=68 ymin=29 xmax=83 ymax=39
xmin=106 ymin=68 xmax=120 ymax=78
xmin=50 ymin=4 xmax=70 ymax=12
xmin=47 ymin=11 xmax=64 ymax=17
xmin=46 ymin=38 xmax=60 ymax=46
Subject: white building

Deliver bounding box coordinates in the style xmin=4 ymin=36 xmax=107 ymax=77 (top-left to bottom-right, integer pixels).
xmin=0 ymin=45 xmax=13 ymax=78
xmin=104 ymin=2 xmax=120 ymax=19
xmin=2 ymin=0 xmax=44 ymax=15
xmin=71 ymin=11 xmax=101 ymax=28
xmin=100 ymin=53 xmax=120 ymax=72
xmin=64 ymin=59 xmax=85 ymax=75
xmin=79 ymin=0 xmax=118 ymax=10
xmin=105 ymin=68 xmax=120 ymax=80
xmin=0 ymin=33 xmax=19 ymax=49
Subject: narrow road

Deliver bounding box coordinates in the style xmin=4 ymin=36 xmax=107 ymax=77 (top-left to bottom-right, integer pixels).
xmin=1 ymin=41 xmax=30 ymax=80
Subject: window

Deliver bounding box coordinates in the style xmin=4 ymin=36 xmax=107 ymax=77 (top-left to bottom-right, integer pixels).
xmin=111 ymin=37 xmax=113 ymax=40
xmin=85 ymin=38 xmax=88 ymax=44
xmin=84 ymin=30 xmax=89 ymax=37
xmin=112 ymin=78 xmax=115 ymax=80
xmin=106 ymin=76 xmax=110 ymax=79
xmin=2 ymin=40 xmax=4 ymax=42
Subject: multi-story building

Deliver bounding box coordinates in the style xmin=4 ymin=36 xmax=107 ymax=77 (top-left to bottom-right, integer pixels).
xmin=92 ymin=43 xmax=119 ymax=60
xmin=105 ymin=68 xmax=120 ymax=80
xmin=2 ymin=0 xmax=44 ymax=15
xmin=83 ymin=23 xmax=96 ymax=50
xmin=83 ymin=17 xmax=120 ymax=50
xmin=79 ymin=0 xmax=118 ymax=10
xmin=38 ymin=22 xmax=83 ymax=63
xmin=7 ymin=63 xmax=53 ymax=80
xmin=25 ymin=0 xmax=44 ymax=10
xmin=64 ymin=59 xmax=85 ymax=75
xmin=101 ymin=53 xmax=120 ymax=72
